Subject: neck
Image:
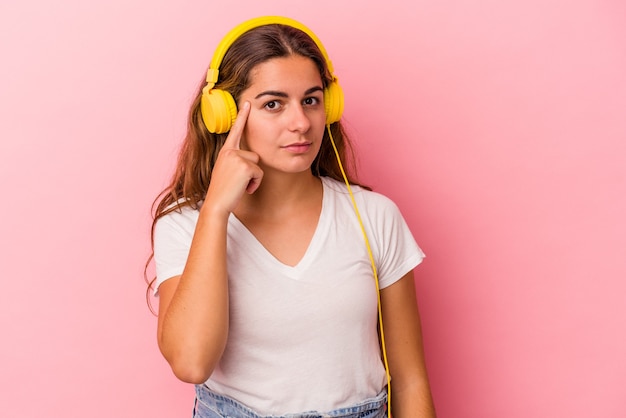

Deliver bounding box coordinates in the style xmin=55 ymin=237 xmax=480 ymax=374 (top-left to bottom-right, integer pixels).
xmin=236 ymin=170 xmax=322 ymax=217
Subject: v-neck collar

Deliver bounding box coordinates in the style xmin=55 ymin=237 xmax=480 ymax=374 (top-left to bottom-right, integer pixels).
xmin=228 ymin=179 xmax=331 ymax=278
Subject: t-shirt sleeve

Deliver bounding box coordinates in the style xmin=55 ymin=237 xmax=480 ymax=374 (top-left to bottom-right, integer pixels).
xmin=361 ymin=192 xmax=425 ymax=289
xmin=153 ymin=208 xmax=197 ymax=295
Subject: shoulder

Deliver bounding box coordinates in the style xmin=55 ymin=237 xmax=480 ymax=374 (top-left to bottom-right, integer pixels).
xmin=154 ymin=200 xmax=201 ymax=239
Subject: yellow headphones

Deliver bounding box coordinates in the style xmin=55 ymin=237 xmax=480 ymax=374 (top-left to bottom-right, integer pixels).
xmin=200 ymin=16 xmax=344 ymax=134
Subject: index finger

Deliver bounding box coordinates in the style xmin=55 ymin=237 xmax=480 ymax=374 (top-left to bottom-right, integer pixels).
xmin=222 ymin=101 xmax=251 ymax=150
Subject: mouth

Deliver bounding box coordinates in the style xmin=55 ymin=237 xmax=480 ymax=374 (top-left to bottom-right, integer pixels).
xmin=281 ymin=142 xmax=312 ymax=153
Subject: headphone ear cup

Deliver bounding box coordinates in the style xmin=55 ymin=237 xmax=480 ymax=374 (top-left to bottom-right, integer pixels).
xmin=200 ymin=87 xmax=238 ymax=134
xmin=323 ymin=80 xmax=344 ymax=125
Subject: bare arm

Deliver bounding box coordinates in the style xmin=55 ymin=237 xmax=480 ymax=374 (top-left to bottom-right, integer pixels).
xmin=156 ymin=102 xmax=263 ymax=383
xmin=381 ymin=271 xmax=436 ymax=417
xmin=156 ymin=211 xmax=229 ymax=383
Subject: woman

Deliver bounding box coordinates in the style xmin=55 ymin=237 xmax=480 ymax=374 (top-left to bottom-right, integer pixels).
xmin=149 ymin=16 xmax=436 ymax=418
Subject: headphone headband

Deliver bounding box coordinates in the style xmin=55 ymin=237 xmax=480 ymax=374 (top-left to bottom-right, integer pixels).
xmin=206 ymin=16 xmax=335 ymax=86
xmin=200 ymin=16 xmax=343 ymax=133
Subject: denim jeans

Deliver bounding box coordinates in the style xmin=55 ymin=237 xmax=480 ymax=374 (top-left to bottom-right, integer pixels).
xmin=192 ymin=384 xmax=387 ymax=418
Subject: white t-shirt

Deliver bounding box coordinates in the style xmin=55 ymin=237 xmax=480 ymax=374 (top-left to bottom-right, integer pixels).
xmin=154 ymin=176 xmax=425 ymax=415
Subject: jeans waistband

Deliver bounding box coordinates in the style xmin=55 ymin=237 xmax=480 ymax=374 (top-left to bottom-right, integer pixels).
xmin=193 ymin=384 xmax=387 ymax=418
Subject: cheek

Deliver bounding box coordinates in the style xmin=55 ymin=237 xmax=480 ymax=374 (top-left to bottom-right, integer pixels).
xmin=314 ymin=116 xmax=327 ymax=138
xmin=314 ymin=111 xmax=328 ymax=133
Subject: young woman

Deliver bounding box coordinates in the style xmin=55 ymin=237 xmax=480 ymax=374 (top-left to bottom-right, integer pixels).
xmin=149 ymin=16 xmax=436 ymax=418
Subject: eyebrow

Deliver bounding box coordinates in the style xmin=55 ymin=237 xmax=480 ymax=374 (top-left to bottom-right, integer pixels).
xmin=254 ymin=86 xmax=323 ymax=99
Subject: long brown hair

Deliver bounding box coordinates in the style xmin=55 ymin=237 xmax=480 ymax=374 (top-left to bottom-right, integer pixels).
xmin=145 ymin=23 xmax=367 ymax=303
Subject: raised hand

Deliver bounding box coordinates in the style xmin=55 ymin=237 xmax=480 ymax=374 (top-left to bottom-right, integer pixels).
xmin=203 ymin=102 xmax=264 ymax=217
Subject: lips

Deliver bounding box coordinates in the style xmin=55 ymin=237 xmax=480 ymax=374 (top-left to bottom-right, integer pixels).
xmin=282 ymin=142 xmax=312 ymax=153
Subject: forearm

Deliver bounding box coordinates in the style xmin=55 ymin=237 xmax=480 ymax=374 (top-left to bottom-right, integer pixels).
xmin=391 ymin=378 xmax=436 ymax=418
xmin=158 ymin=207 xmax=230 ymax=383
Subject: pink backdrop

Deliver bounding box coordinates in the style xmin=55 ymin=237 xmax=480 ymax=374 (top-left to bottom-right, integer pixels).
xmin=1 ymin=1 xmax=624 ymax=417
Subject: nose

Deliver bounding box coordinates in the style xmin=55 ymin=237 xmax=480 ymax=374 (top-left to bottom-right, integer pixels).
xmin=287 ymin=103 xmax=311 ymax=133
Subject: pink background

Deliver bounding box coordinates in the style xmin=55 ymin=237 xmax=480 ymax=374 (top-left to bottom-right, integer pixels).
xmin=1 ymin=0 xmax=625 ymax=417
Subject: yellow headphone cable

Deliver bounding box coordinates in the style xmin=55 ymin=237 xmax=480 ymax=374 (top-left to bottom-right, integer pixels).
xmin=326 ymin=125 xmax=392 ymax=417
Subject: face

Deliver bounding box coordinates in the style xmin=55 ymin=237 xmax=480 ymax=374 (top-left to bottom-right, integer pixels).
xmin=238 ymin=55 xmax=326 ymax=175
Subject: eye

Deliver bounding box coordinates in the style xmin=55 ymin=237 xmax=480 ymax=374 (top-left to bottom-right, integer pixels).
xmin=303 ymin=97 xmax=321 ymax=106
xmin=263 ymin=100 xmax=282 ymax=111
